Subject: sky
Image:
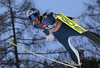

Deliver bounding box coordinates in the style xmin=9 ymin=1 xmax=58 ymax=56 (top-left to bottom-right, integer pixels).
xmin=35 ymin=0 xmax=88 ymax=17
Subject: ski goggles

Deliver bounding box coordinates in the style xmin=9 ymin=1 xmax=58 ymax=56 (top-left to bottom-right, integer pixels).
xmin=29 ymin=14 xmax=37 ymax=20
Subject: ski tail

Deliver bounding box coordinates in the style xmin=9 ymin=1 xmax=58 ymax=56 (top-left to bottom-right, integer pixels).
xmin=82 ymin=31 xmax=100 ymax=45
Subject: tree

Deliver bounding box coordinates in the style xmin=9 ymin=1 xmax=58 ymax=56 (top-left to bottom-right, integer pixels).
xmin=0 ymin=0 xmax=37 ymax=67
xmin=81 ymin=0 xmax=100 ymax=56
xmin=71 ymin=0 xmax=100 ymax=67
xmin=71 ymin=0 xmax=100 ymax=58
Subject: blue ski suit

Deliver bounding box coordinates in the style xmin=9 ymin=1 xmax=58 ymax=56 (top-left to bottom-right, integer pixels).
xmin=33 ymin=12 xmax=81 ymax=65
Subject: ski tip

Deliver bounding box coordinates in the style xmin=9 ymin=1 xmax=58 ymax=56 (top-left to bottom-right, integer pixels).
xmin=8 ymin=40 xmax=10 ymax=42
xmin=8 ymin=40 xmax=11 ymax=42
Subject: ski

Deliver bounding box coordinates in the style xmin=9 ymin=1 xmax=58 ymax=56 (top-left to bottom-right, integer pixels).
xmin=57 ymin=13 xmax=100 ymax=45
xmin=8 ymin=40 xmax=78 ymax=68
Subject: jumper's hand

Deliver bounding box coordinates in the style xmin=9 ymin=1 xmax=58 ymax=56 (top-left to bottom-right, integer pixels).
xmin=46 ymin=34 xmax=54 ymax=41
xmin=72 ymin=19 xmax=81 ymax=23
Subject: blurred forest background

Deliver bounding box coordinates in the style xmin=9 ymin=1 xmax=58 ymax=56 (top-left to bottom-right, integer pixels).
xmin=0 ymin=0 xmax=100 ymax=68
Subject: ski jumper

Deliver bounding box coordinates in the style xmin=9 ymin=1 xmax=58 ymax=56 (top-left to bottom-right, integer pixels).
xmin=33 ymin=12 xmax=81 ymax=65
xmin=33 ymin=12 xmax=100 ymax=65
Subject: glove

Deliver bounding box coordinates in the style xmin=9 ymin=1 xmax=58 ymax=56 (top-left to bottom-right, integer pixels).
xmin=72 ymin=19 xmax=81 ymax=23
xmin=46 ymin=34 xmax=54 ymax=41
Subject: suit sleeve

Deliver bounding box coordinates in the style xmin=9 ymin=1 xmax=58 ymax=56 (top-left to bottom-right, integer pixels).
xmin=67 ymin=17 xmax=73 ymax=20
xmin=33 ymin=24 xmax=50 ymax=35
xmin=50 ymin=12 xmax=73 ymax=20
xmin=42 ymin=29 xmax=50 ymax=35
